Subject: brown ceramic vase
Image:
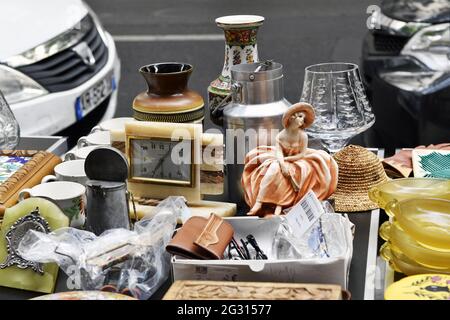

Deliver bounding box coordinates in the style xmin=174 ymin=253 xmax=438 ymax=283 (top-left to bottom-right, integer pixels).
xmin=132 ymin=62 xmax=204 ymax=123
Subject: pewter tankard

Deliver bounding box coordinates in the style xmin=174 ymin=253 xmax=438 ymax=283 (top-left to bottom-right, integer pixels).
xmin=85 ymin=180 xmax=130 ymax=235
xmin=84 ymin=147 xmax=131 ymax=235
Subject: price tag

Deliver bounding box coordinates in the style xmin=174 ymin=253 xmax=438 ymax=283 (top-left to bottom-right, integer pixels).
xmin=285 ymin=190 xmax=325 ymax=237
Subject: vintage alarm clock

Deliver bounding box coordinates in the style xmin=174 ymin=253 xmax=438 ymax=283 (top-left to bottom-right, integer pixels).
xmin=125 ymin=121 xmax=202 ymax=202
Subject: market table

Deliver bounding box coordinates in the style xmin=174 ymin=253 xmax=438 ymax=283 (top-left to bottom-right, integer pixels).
xmin=0 ymin=198 xmax=383 ymax=301
xmin=0 ymin=136 xmax=388 ymax=300
xmin=16 ymin=136 xmax=68 ymax=157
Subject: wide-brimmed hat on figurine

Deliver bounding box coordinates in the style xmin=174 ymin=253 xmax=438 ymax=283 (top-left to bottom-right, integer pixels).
xmin=282 ymin=102 xmax=315 ymax=129
xmin=331 ymin=145 xmax=388 ymax=212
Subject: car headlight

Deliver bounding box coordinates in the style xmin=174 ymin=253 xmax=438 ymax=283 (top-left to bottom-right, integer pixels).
xmin=380 ymin=70 xmax=446 ymax=93
xmin=368 ymin=10 xmax=429 ymax=37
xmin=0 ymin=65 xmax=48 ymax=104
xmin=5 ymin=14 xmax=93 ymax=68
xmin=401 ymin=23 xmax=450 ymax=71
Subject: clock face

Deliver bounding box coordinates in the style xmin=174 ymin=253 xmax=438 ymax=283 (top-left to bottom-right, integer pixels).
xmin=130 ymin=138 xmax=193 ymax=185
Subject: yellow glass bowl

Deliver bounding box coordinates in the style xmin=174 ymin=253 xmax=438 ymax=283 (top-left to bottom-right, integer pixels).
xmin=385 ymin=198 xmax=450 ymax=252
xmin=385 ymin=274 xmax=450 ymax=300
xmin=368 ymin=178 xmax=450 ymax=210
xmin=380 ymin=243 xmax=450 ymax=276
xmin=380 ymin=221 xmax=450 ymax=269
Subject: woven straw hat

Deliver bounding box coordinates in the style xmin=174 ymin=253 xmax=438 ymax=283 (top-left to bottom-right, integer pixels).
xmin=331 ymin=145 xmax=388 ymax=212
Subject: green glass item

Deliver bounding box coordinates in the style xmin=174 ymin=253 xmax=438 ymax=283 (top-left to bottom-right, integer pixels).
xmin=0 ymin=197 xmax=69 ymax=293
xmin=385 ymin=198 xmax=450 ymax=252
xmin=380 ymin=243 xmax=450 ymax=276
xmin=380 ymin=221 xmax=450 ymax=269
xmin=368 ymin=177 xmax=450 ymax=210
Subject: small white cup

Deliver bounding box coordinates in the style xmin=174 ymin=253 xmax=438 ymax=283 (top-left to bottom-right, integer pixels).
xmin=19 ymin=181 xmax=86 ymax=228
xmin=77 ymin=131 xmax=111 ymax=148
xmin=64 ymin=145 xmax=99 ymax=161
xmin=41 ymin=160 xmax=87 ymax=185
xmin=91 ymin=117 xmax=135 ymax=154
xmin=90 ymin=117 xmax=136 ymax=133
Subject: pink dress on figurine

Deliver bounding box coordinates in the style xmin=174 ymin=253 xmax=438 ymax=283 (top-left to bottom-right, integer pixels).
xmin=241 ymin=103 xmax=338 ymax=217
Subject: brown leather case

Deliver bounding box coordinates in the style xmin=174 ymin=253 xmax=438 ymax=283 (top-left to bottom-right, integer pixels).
xmin=166 ymin=214 xmax=234 ymax=260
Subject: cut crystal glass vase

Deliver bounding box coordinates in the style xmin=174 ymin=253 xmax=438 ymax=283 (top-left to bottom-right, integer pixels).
xmin=0 ymin=90 xmax=20 ymax=150
xmin=300 ymin=63 xmax=375 ymax=153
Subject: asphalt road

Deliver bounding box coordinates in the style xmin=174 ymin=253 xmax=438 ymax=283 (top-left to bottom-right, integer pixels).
xmin=86 ymin=0 xmax=379 ymax=134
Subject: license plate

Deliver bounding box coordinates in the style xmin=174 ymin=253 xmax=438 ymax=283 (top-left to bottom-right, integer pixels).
xmin=76 ymin=73 xmax=114 ymax=120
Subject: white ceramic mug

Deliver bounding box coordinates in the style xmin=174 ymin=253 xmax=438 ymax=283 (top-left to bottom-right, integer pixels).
xmin=77 ymin=131 xmax=111 ymax=148
xmin=41 ymin=160 xmax=88 ymax=185
xmin=64 ymin=145 xmax=99 ymax=161
xmin=91 ymin=117 xmax=135 ymax=154
xmin=18 ymin=181 xmax=86 ymax=228
xmin=90 ymin=117 xmax=136 ymax=133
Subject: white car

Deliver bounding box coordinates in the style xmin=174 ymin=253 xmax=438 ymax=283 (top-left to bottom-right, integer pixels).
xmin=0 ymin=0 xmax=120 ymax=137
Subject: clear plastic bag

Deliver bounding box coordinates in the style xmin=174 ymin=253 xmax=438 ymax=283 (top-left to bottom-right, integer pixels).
xmin=272 ymin=201 xmax=352 ymax=260
xmin=18 ymin=196 xmax=187 ymax=300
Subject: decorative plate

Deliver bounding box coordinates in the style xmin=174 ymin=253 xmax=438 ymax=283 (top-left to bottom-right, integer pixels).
xmin=31 ymin=291 xmax=137 ymax=300
xmin=412 ymin=149 xmax=450 ymax=179
xmin=385 ymin=274 xmax=450 ymax=300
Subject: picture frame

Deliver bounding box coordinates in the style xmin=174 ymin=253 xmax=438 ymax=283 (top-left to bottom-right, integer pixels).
xmin=0 ymin=150 xmax=62 ymax=215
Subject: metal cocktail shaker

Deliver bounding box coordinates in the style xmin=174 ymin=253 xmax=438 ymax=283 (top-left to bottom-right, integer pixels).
xmin=84 ymin=147 xmax=131 ymax=235
xmin=221 ymin=61 xmax=291 ymax=206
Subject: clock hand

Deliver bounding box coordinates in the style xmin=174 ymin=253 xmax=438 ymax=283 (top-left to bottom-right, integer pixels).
xmin=151 ymin=146 xmax=173 ymax=177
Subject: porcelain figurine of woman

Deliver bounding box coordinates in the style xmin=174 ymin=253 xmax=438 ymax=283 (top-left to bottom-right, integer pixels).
xmin=241 ymin=102 xmax=338 ymax=217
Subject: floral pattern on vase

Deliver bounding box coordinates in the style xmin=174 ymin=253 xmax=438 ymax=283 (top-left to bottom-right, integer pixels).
xmin=207 ymin=15 xmax=264 ymax=124
xmin=224 ymin=28 xmax=258 ymax=46
xmin=245 ymin=47 xmax=255 ymax=63
xmin=232 ymin=48 xmax=242 ymax=65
